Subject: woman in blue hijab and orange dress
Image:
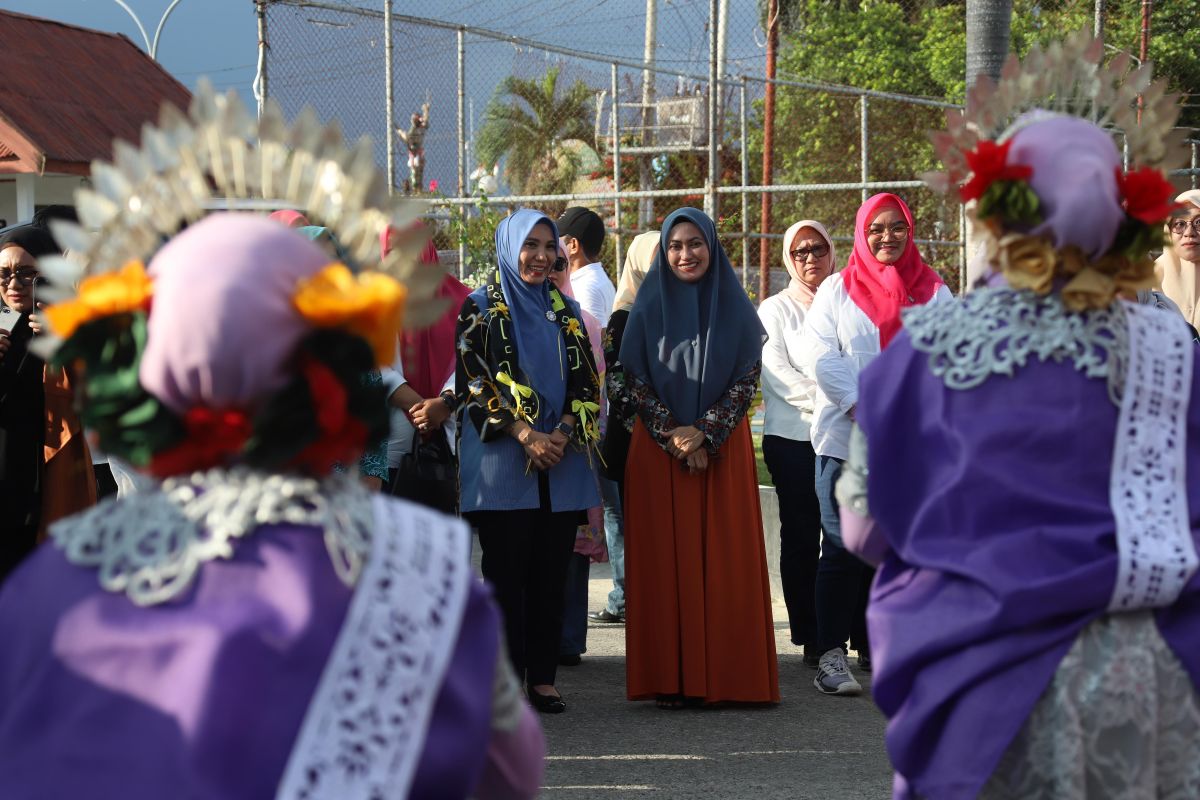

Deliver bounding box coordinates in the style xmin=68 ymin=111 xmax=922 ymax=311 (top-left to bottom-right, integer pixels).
xmin=621 ymin=207 xmax=779 ymax=708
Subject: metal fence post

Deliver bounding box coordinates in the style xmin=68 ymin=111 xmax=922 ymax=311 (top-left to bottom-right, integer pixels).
xmin=860 ymin=94 xmax=869 ymax=202
xmin=611 ymin=62 xmax=623 ymax=275
xmin=457 ymin=27 xmax=467 ymax=279
xmin=1192 ymin=135 xmax=1198 ymax=189
xmin=384 ymin=0 xmax=395 ymax=194
xmin=254 ymin=1 xmax=268 ymax=116
xmin=739 ymin=76 xmax=749 ymax=290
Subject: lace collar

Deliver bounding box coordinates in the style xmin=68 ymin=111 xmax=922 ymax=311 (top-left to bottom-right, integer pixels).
xmin=903 ymin=288 xmax=1128 ymax=405
xmin=51 ymin=468 xmax=374 ymax=607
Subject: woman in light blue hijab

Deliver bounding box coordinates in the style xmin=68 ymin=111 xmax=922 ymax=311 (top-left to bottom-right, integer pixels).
xmin=455 ymin=208 xmax=602 ymax=714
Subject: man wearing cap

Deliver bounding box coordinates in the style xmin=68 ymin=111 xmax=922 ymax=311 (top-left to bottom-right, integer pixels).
xmin=555 ymin=207 xmax=625 ymax=669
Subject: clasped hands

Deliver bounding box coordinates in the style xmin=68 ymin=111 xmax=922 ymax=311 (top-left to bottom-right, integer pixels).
xmin=510 ymin=415 xmax=576 ymax=471
xmin=666 ymin=425 xmax=709 ymax=475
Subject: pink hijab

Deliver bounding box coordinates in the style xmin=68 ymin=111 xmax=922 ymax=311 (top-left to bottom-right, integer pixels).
xmin=842 ymin=193 xmax=944 ymax=348
xmin=780 ymin=219 xmax=837 ymax=308
xmin=140 ymin=214 xmax=330 ymax=413
xmin=385 ymin=226 xmax=472 ymax=399
xmin=268 ymin=209 xmax=310 ymax=228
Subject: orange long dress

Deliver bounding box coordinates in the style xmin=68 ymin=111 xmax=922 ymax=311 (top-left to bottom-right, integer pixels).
xmin=624 ymin=417 xmax=780 ymax=704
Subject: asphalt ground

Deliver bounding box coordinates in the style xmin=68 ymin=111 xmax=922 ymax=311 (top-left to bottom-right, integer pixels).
xmin=473 ymin=548 xmax=896 ymax=800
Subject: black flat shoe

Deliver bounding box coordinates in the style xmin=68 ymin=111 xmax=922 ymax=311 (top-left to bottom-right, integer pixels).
xmin=587 ymin=609 xmax=625 ymax=624
xmin=528 ymin=688 xmax=566 ymax=714
xmin=558 ymin=654 xmax=582 ymax=667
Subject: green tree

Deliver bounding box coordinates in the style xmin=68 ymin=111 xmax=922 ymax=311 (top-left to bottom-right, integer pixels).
xmin=475 ymin=66 xmax=596 ymax=198
xmin=746 ymin=0 xmax=1199 ymax=288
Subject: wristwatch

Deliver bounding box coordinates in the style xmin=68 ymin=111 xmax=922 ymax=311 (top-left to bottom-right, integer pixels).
xmin=553 ymin=420 xmax=574 ymax=437
xmin=439 ymin=390 xmax=459 ymax=413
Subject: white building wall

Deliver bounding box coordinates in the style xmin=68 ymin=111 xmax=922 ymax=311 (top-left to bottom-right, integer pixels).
xmin=0 ymin=174 xmax=89 ymax=228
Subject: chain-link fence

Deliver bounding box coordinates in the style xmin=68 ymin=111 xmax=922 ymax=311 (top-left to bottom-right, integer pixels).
xmin=260 ymin=0 xmax=1200 ymax=299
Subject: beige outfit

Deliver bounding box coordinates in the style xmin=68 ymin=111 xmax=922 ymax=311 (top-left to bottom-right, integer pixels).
xmin=1155 ymin=190 xmax=1200 ymax=328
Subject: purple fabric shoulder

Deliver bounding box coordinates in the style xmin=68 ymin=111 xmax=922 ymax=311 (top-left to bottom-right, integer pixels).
xmin=0 ymin=520 xmax=500 ymax=800
xmin=856 ymin=330 xmax=1200 ymax=800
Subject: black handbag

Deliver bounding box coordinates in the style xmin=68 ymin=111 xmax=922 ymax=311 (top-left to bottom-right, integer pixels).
xmin=389 ymin=431 xmax=458 ymax=514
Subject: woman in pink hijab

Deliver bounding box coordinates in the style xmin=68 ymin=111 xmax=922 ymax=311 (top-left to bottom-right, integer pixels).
xmin=379 ymin=226 xmax=472 ymax=501
xmin=756 ymin=219 xmax=836 ymax=668
xmin=799 ymin=194 xmax=953 ymax=698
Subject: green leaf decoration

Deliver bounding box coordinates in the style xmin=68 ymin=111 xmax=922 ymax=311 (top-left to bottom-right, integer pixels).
xmin=54 ymin=312 xmax=183 ymax=466
xmin=978 ymin=179 xmax=1042 ymax=227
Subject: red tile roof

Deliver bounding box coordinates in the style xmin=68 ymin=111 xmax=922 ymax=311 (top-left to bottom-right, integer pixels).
xmin=0 ymin=10 xmax=192 ymax=175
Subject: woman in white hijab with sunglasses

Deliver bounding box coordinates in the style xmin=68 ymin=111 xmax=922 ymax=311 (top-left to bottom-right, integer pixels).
xmin=757 ymin=220 xmax=837 ymax=669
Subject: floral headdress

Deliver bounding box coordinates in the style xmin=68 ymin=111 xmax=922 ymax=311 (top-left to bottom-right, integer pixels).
xmin=35 ymin=82 xmax=445 ymax=477
xmin=925 ymin=31 xmax=1188 ymax=311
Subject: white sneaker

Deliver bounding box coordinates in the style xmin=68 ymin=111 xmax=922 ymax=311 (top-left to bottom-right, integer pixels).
xmin=814 ymin=648 xmax=863 ymax=696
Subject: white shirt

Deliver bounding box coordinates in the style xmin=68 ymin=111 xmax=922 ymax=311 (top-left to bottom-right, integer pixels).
xmin=569 ymin=262 xmax=616 ymax=325
xmin=757 ymin=291 xmax=817 ymax=442
xmin=801 ymin=272 xmax=955 ymax=460
xmin=381 ymin=357 xmax=456 ymax=469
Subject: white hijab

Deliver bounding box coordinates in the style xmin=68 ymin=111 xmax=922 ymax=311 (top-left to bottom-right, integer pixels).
xmin=780 ymin=219 xmax=837 ymax=308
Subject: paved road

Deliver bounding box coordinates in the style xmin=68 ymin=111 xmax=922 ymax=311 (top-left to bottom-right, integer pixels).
xmin=535 ymin=562 xmax=895 ymax=799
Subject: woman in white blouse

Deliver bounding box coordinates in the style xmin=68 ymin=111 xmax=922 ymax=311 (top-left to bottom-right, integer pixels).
xmin=801 ymin=193 xmax=954 ymax=698
xmin=757 ymin=219 xmax=837 ymax=670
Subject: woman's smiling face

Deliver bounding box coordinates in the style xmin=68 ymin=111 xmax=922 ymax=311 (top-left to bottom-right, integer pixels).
xmin=518 ymin=222 xmax=558 ymax=285
xmin=665 ymin=221 xmax=710 ymax=283
xmin=866 ymin=207 xmax=909 ymax=265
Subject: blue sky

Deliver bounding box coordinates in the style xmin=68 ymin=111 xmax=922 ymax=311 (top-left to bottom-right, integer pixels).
xmin=9 ymin=1 xmax=766 ymax=192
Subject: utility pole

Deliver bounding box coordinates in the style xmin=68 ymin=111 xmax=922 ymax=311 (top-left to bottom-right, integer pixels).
xmin=639 ymin=0 xmax=657 ymax=230
xmin=715 ymin=0 xmax=729 ymax=125
xmin=964 ymin=0 xmax=1012 ymax=291
xmin=965 ymin=0 xmax=1012 ymax=89
xmin=758 ymin=0 xmax=778 ymax=302
xmin=1094 ymin=0 xmax=1105 ymax=39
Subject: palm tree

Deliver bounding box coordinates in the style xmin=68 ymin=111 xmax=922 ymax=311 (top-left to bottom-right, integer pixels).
xmin=476 ymin=66 xmax=595 ymax=196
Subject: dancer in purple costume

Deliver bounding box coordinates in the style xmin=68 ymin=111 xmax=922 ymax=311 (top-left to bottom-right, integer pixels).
xmin=838 ymin=46 xmax=1200 ymax=799
xmin=0 ymin=212 xmax=544 ymax=796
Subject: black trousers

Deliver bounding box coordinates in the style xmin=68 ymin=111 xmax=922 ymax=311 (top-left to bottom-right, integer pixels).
xmin=761 ymin=435 xmax=823 ymax=648
xmin=466 ymin=476 xmax=578 ymax=687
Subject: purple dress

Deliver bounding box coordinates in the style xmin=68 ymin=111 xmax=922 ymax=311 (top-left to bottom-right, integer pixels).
xmin=854 ymin=330 xmax=1200 ymax=799
xmin=0 ymin=521 xmax=501 ymax=799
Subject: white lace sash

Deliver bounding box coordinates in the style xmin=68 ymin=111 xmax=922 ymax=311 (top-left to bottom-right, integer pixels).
xmin=276 ymin=496 xmax=472 ymax=800
xmin=1108 ymin=303 xmax=1199 ymax=611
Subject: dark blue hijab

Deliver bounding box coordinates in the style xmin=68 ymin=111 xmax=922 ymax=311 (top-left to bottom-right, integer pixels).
xmin=620 ymin=207 xmax=765 ymax=424
xmin=495 ymin=209 xmax=568 ymax=424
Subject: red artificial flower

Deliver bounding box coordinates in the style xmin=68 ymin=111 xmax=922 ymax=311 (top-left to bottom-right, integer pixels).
xmin=1115 ymin=166 xmax=1184 ymax=225
xmin=149 ymin=407 xmax=252 ymax=477
xmin=959 ymin=139 xmax=1033 ymax=203
xmin=289 ymin=359 xmax=368 ymax=473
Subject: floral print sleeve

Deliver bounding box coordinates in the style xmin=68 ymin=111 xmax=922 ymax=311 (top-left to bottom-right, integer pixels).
xmin=629 ymin=374 xmax=679 ymax=453
xmin=455 ymin=295 xmax=518 ymax=442
xmin=694 ymin=362 xmax=761 ymax=454
xmin=603 ymin=310 xmax=637 ymax=434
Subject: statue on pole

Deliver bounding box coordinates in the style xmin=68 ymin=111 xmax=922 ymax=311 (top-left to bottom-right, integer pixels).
xmin=396 ymin=103 xmax=430 ymax=193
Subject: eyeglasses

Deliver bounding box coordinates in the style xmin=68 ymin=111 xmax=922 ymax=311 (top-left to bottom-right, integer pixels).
xmin=789 ymin=244 xmax=829 ymax=262
xmin=0 ymin=269 xmax=39 ymax=287
xmin=866 ymin=223 xmax=910 ymax=239
xmin=1169 ymin=218 xmax=1200 ymax=236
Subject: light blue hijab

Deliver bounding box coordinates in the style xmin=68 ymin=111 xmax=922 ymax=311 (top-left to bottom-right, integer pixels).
xmin=494 ymin=209 xmax=568 ymax=428
xmin=620 ymin=207 xmax=765 ymax=423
